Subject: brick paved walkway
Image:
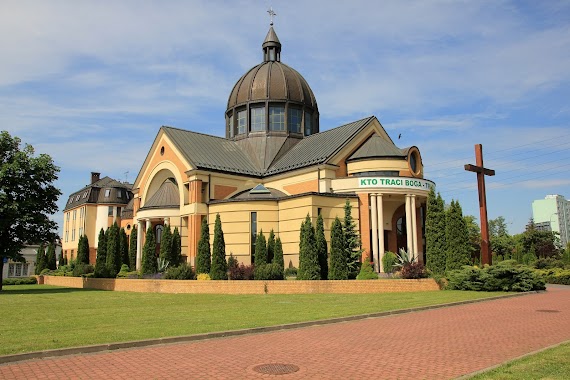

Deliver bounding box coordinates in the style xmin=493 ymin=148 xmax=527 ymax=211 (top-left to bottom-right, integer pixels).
xmin=2 ymin=287 xmax=569 ymax=379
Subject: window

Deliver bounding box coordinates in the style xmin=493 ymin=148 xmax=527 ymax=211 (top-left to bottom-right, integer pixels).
xmin=108 ymin=206 xmax=113 ymax=216
xmin=237 ymin=110 xmax=247 ymax=135
xmin=79 ymin=227 xmax=83 ymax=237
xmin=75 ymin=194 xmax=80 ymax=201
xmin=155 ymin=225 xmax=164 ymax=244
xmin=104 ymin=189 xmax=111 ymax=197
xmin=15 ymin=263 xmax=22 ymax=276
xmin=117 ymin=207 xmax=121 ymax=217
xmin=251 ymin=212 xmax=257 ymax=261
xmin=250 ymin=107 xmax=266 ymax=132
xmin=288 ymin=108 xmax=302 ymax=133
xmin=73 ymin=210 xmax=77 ymax=220
xmin=228 ymin=113 xmax=234 ymax=138
xmin=269 ymin=106 xmax=285 ymax=131
xmin=83 ymin=191 xmax=88 ymax=198
xmin=304 ymin=112 xmax=312 ymax=136
xmin=72 ymin=229 xmax=76 ymax=241
xmin=65 ymin=231 xmax=69 ymax=242
xmin=8 ymin=264 xmax=14 ymax=277
xmin=66 ymin=213 xmax=70 ymax=221
xmin=68 ymin=198 xmax=73 ymax=204
xmin=23 ymin=263 xmax=29 ymax=276
xmin=117 ymin=190 xmax=122 ymax=198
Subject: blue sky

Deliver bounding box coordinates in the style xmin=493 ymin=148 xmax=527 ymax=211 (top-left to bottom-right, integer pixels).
xmin=2 ymin=0 xmax=569 ymax=236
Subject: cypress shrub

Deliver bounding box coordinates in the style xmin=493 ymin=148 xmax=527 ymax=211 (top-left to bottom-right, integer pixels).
xmin=382 ymin=251 xmax=397 ymax=274
xmin=77 ymin=235 xmax=90 ymax=265
xmin=267 ymin=229 xmax=276 ymax=263
xmin=164 ymin=264 xmax=195 ymax=280
xmin=273 ymin=237 xmax=284 ymax=273
xmin=46 ymin=243 xmax=57 ymax=270
xmin=329 ymin=217 xmax=348 ymax=280
xmin=210 ymin=214 xmax=227 ymax=280
xmin=159 ymin=224 xmax=173 ymax=265
xmin=129 ymin=226 xmax=137 ymax=271
xmin=141 ymin=226 xmax=157 ymax=275
xmin=35 ymin=244 xmax=47 ymax=275
xmin=255 ymin=230 xmax=268 ymax=265
xmin=196 ymin=218 xmax=211 ymax=274
xmin=119 ymin=228 xmax=129 ymax=267
xmin=106 ymin=223 xmax=121 ymax=277
xmin=426 ymin=187 xmax=447 ymax=275
xmin=356 ymin=260 xmax=378 ymax=280
xmin=171 ymin=226 xmax=182 ymax=266
xmin=298 ymin=214 xmax=320 ymax=280
xmin=343 ymin=199 xmax=362 ymax=279
xmin=316 ymin=214 xmax=328 ymax=280
xmin=94 ymin=228 xmax=108 ymax=277
xmin=58 ymin=251 xmax=66 ymax=267
xmin=445 ymin=200 xmax=471 ymax=272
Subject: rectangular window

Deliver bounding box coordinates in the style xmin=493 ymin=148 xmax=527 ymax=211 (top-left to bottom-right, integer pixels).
xmin=288 ymin=108 xmax=302 ymax=133
xmin=72 ymin=229 xmax=76 ymax=241
xmin=75 ymin=194 xmax=80 ymax=201
xmin=108 ymin=206 xmax=113 ymax=216
xmin=79 ymin=227 xmax=83 ymax=237
xmin=73 ymin=210 xmax=77 ymax=220
xmin=250 ymin=107 xmax=266 ymax=132
xmin=228 ymin=114 xmax=234 ymax=138
xmin=269 ymin=106 xmax=285 ymax=131
xmin=304 ymin=112 xmax=312 ymax=136
xmin=23 ymin=263 xmax=29 ymax=276
xmin=237 ymin=110 xmax=247 ymax=135
xmin=251 ymin=212 xmax=257 ymax=261
xmin=65 ymin=231 xmax=69 ymax=242
xmin=15 ymin=263 xmax=22 ymax=276
xmin=66 ymin=213 xmax=70 ymax=221
xmin=117 ymin=207 xmax=121 ymax=217
xmin=117 ymin=190 xmax=122 ymax=198
xmin=318 ymin=207 xmax=322 ymax=216
xmin=83 ymin=191 xmax=88 ymax=198
xmin=8 ymin=264 xmax=14 ymax=277
xmin=104 ymin=189 xmax=111 ymax=197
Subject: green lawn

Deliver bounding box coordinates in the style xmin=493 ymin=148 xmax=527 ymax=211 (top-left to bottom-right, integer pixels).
xmin=469 ymin=341 xmax=570 ymax=379
xmin=0 ymin=285 xmax=508 ymax=356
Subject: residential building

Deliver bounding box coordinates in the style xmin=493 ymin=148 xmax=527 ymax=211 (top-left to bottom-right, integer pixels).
xmin=532 ymin=194 xmax=570 ymax=247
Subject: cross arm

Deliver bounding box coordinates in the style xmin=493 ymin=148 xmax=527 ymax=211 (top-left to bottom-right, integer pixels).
xmin=464 ymin=164 xmax=495 ymax=176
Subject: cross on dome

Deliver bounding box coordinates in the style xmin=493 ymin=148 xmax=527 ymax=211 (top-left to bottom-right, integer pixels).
xmin=267 ymin=7 xmax=276 ymax=26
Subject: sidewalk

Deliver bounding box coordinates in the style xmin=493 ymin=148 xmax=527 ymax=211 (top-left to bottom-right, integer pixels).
xmin=2 ymin=287 xmax=569 ymax=379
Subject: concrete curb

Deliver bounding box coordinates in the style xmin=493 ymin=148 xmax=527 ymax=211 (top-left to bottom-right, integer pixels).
xmin=0 ymin=291 xmax=535 ymax=365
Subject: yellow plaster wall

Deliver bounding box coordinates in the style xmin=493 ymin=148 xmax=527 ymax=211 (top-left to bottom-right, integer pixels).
xmin=347 ymin=159 xmax=408 ymax=175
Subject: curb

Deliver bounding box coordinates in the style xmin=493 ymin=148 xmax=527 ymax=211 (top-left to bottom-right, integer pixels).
xmin=0 ymin=291 xmax=535 ymax=365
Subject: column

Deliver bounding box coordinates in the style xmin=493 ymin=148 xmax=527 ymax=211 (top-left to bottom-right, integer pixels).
xmin=377 ymin=193 xmax=385 ymax=273
xmin=164 ymin=217 xmax=170 ymax=226
xmin=405 ymin=195 xmax=413 ymax=259
xmin=370 ymin=194 xmax=379 ymax=272
xmin=136 ymin=219 xmax=143 ymax=270
xmin=411 ymin=195 xmax=418 ymax=254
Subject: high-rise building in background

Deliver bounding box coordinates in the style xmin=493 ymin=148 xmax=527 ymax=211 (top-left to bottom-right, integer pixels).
xmin=532 ymin=194 xmax=570 ymax=248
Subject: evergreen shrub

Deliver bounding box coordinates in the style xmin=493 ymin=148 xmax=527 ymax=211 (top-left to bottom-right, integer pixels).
xmin=255 ymin=263 xmax=284 ymax=280
xmin=382 ymin=251 xmax=397 ymax=274
xmin=164 ymin=264 xmax=195 ymax=280
xmin=72 ymin=264 xmax=94 ymax=277
xmin=534 ymin=268 xmax=570 ymax=285
xmin=210 ymin=214 xmax=228 ymax=280
xmin=533 ymin=257 xmax=565 ymax=270
xmin=2 ymin=277 xmax=38 ymax=285
xmin=284 ymin=267 xmax=297 ymax=277
xmin=356 ymin=260 xmax=378 ymax=280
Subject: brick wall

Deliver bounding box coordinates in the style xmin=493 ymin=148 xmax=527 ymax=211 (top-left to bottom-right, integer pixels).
xmin=41 ymin=276 xmax=439 ymax=294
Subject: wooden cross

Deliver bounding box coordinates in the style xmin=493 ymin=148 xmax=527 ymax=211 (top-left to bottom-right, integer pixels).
xmin=464 ymin=144 xmax=495 ymax=265
xmin=267 ymin=7 xmax=277 ymax=26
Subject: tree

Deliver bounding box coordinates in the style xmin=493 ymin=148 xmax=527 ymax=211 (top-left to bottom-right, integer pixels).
xmin=0 ymin=131 xmax=61 ymax=290
xmin=94 ymin=228 xmax=107 ymax=277
xmin=329 ymin=217 xmax=347 ymax=280
xmin=520 ymin=219 xmax=559 ymax=259
xmin=273 ymin=237 xmax=284 ymax=272
xmin=128 ymin=226 xmax=137 ymax=271
xmin=445 ymin=200 xmax=471 ymax=272
xmin=46 ymin=242 xmax=57 ymax=270
xmin=77 ymin=235 xmax=90 ymax=265
xmin=159 ymin=224 xmax=173 ymax=265
xmin=254 ymin=231 xmax=268 ymax=279
xmin=106 ymin=223 xmax=121 ymax=277
xmin=343 ymin=199 xmax=362 ymax=279
xmin=58 ymin=250 xmax=66 ymax=267
xmin=426 ymin=187 xmax=446 ymax=275
xmin=196 ymin=218 xmax=211 ymax=274
xmin=267 ymin=229 xmax=276 ymax=264
xmin=34 ymin=244 xmax=47 ymax=275
xmin=171 ymin=226 xmax=182 ymax=266
xmin=489 ymin=216 xmax=514 ymax=260
xmin=141 ymin=226 xmax=157 ymax=275
xmin=119 ymin=227 xmax=129 ymax=267
xmin=315 ymin=214 xmax=328 ymax=279
xmin=298 ymin=214 xmax=320 ymax=280
xmin=463 ymin=215 xmax=481 ymax=264
xmin=210 ymin=214 xmax=227 ymax=280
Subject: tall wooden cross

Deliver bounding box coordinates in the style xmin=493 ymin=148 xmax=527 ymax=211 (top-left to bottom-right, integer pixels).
xmin=464 ymin=144 xmax=495 ymax=265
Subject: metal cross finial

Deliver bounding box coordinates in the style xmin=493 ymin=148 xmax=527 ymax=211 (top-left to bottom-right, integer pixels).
xmin=267 ymin=7 xmax=276 ymax=26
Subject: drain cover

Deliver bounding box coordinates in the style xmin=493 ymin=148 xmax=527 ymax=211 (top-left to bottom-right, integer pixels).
xmin=253 ymin=363 xmax=300 ymax=375
xmin=536 ymin=309 xmax=561 ymax=313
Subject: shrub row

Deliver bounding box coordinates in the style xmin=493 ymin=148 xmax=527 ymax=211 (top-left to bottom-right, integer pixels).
xmin=534 ymin=268 xmax=570 ymax=285
xmin=2 ymin=277 xmax=38 ymax=286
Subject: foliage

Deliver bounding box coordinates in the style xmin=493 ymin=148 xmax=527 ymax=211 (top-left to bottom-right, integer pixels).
xmin=328 ymin=217 xmax=348 ymax=280
xmin=394 ymin=248 xmax=417 ymax=269
xmin=0 ymin=130 xmax=61 ymax=290
xmin=520 ymin=219 xmax=559 ymax=259
xmin=534 ymin=268 xmax=570 ymax=285
xmin=164 ymin=264 xmax=195 ymax=280
xmin=298 ymin=214 xmax=320 ymax=280
xmin=58 ymin=250 xmax=67 ymax=267
xmin=445 ymin=200 xmax=471 ymax=272
xmin=267 ymin=229 xmax=275 ymax=264
xmin=197 ymin=273 xmax=211 ymax=281
xmin=116 ymin=264 xmax=139 ymax=279
xmin=2 ymin=277 xmax=37 ymax=286
xmin=128 ymin=226 xmax=137 ymax=271
xmin=119 ymin=228 xmax=129 ymax=268
xmin=44 ymin=242 xmax=56 ymax=270
xmin=273 ymin=237 xmax=284 ymax=273
xmin=94 ymin=228 xmax=108 ymax=278
xmin=106 ymin=223 xmax=121 ymax=277
xmin=195 ymin=218 xmax=211 ymax=274
xmin=34 ymin=244 xmax=47 ymax=275
xmin=141 ymin=226 xmax=157 ymax=275
xmin=356 ymin=260 xmax=378 ymax=279
xmin=210 ymin=214 xmax=227 ymax=280
xmin=227 ymin=256 xmax=255 ymax=280
xmin=463 ymin=215 xmax=481 ymax=263
xmin=343 ymin=199 xmax=362 ymax=279
xmin=171 ymin=226 xmax=182 ymax=267
xmin=284 ymin=266 xmax=298 ymax=277
xmin=382 ymin=251 xmax=397 ymax=274
xmin=425 ymin=188 xmax=447 ymax=275
xmin=315 ymin=214 xmax=328 ymax=280
xmin=77 ymin=235 xmax=90 ymax=265
xmin=254 ymin=230 xmax=268 ymax=266
xmin=489 ymin=216 xmax=515 ymax=260
xmin=159 ymin=224 xmax=173 ymax=264
xmin=157 ymin=257 xmax=169 ymax=273
xmin=533 ymin=257 xmax=565 ymax=270
xmin=447 ymin=260 xmax=546 ymax=292
xmin=400 ymin=262 xmax=428 ymax=279
xmin=254 ymin=262 xmax=284 ymax=280
xmin=72 ymin=263 xmax=94 ymax=277
xmin=562 ymin=242 xmax=570 ymax=265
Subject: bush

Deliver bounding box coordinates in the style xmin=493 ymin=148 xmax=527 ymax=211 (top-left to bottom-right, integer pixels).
xmin=197 ymin=273 xmax=211 ymax=281
xmin=72 ymin=264 xmax=94 ymax=277
xmin=356 ymin=261 xmax=378 ymax=280
xmin=400 ymin=262 xmax=428 ymax=279
xmin=534 ymin=257 xmax=565 ymax=270
xmin=40 ymin=268 xmax=50 ymax=275
xmin=228 ymin=262 xmax=255 ymax=280
xmin=447 ymin=261 xmax=545 ymax=292
xmin=255 ymin=263 xmax=284 ymax=280
xmin=284 ymin=266 xmax=298 ymax=277
xmin=382 ymin=251 xmax=397 ymax=274
xmin=534 ymin=268 xmax=570 ymax=285
xmin=2 ymin=277 xmax=38 ymax=286
xmin=164 ymin=264 xmax=195 ymax=280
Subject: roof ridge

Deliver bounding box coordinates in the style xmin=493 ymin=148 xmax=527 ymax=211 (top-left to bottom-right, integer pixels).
xmin=162 ymin=126 xmax=228 ymax=141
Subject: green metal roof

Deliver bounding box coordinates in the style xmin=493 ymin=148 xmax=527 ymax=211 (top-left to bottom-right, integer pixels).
xmin=347 ymin=134 xmax=406 ymax=161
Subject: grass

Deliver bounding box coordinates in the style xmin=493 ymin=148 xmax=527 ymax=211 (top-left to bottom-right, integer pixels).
xmin=0 ymin=285 xmax=509 ymax=356
xmin=469 ymin=341 xmax=570 ymax=379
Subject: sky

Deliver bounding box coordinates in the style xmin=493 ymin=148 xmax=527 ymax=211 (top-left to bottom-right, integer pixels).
xmin=1 ymin=0 xmax=570 ymax=236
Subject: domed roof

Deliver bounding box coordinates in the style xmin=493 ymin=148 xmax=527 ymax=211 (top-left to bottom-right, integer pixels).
xmin=226 ymin=26 xmax=318 ymax=112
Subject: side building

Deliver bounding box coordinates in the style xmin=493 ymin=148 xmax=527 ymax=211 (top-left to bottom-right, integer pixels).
xmin=532 ymin=194 xmax=570 ymax=248
xmin=62 ymin=172 xmax=133 ymax=263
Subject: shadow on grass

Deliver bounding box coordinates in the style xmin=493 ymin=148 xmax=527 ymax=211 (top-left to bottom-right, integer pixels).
xmin=0 ymin=286 xmax=101 ymax=295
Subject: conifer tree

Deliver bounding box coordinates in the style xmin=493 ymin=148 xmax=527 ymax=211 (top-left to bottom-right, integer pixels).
xmin=34 ymin=244 xmax=47 ymax=274
xmin=426 ymin=187 xmax=447 ymax=275
xmin=128 ymin=226 xmax=137 ymax=271
xmin=445 ymin=200 xmax=471 ymax=272
xmin=343 ymin=199 xmax=362 ymax=279
xmin=254 ymin=230 xmax=268 ymax=265
xmin=315 ymin=214 xmax=328 ymax=279
xmin=196 ymin=218 xmax=211 ymax=274
xmin=171 ymin=226 xmax=182 ymax=266
xmin=106 ymin=223 xmax=121 ymax=277
xmin=267 ymin=229 xmax=276 ymax=263
xmin=94 ymin=228 xmax=108 ymax=277
xmin=76 ymin=235 xmax=90 ymax=264
xmin=329 ymin=217 xmax=347 ymax=279
xmin=210 ymin=214 xmax=227 ymax=280
xmin=141 ymin=226 xmax=157 ymax=274
xmin=58 ymin=250 xmax=66 ymax=267
xmin=159 ymin=224 xmax=173 ymax=265
xmin=298 ymin=214 xmax=320 ymax=280
xmin=119 ymin=227 xmax=129 ymax=267
xmin=273 ymin=237 xmax=284 ymax=272
xmin=46 ymin=242 xmax=57 ymax=270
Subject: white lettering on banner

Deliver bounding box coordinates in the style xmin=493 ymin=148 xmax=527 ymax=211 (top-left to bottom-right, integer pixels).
xmin=358 ymin=177 xmax=434 ymax=190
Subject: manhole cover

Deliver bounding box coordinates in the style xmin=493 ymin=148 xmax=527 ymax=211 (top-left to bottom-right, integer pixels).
xmin=253 ymin=363 xmax=300 ymax=375
xmin=536 ymin=309 xmax=561 ymax=313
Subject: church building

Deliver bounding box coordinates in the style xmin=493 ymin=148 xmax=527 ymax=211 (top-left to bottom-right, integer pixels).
xmin=124 ymin=24 xmax=434 ymax=273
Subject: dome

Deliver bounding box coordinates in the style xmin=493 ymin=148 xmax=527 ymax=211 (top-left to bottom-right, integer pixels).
xmin=225 ymin=26 xmax=319 ymax=140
